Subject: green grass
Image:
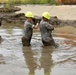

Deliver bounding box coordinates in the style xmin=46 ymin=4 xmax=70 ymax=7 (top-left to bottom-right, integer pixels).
xmin=0 ymin=0 xmax=60 ymax=5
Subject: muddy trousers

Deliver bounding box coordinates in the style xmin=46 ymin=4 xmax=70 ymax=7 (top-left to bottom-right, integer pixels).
xmin=21 ymin=36 xmax=31 ymax=46
xmin=42 ymin=38 xmax=57 ymax=47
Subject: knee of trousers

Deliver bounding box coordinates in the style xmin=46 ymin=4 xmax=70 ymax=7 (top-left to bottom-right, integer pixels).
xmin=21 ymin=36 xmax=31 ymax=46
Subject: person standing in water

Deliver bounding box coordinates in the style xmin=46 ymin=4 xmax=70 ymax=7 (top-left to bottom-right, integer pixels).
xmin=22 ymin=11 xmax=39 ymax=46
xmin=39 ymin=12 xmax=57 ymax=47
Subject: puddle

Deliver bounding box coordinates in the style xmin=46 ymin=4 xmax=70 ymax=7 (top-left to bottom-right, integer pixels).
xmin=0 ymin=26 xmax=76 ymax=75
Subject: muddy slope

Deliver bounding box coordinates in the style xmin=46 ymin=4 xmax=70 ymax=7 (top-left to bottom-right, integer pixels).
xmin=0 ymin=5 xmax=76 ymax=26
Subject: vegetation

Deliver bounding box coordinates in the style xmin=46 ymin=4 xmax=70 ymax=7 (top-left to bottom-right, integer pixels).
xmin=0 ymin=0 xmax=75 ymax=5
xmin=0 ymin=0 xmax=60 ymax=13
xmin=0 ymin=0 xmax=60 ymax=5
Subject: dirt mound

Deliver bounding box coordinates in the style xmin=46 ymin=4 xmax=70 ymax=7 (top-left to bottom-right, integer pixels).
xmin=0 ymin=5 xmax=21 ymax=13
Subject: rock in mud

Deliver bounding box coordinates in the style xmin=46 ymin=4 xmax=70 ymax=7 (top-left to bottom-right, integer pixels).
xmin=0 ymin=5 xmax=21 ymax=13
xmin=50 ymin=16 xmax=61 ymax=25
xmin=60 ymin=20 xmax=76 ymax=26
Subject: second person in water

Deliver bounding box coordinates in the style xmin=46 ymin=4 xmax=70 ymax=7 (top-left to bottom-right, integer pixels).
xmin=39 ymin=12 xmax=57 ymax=47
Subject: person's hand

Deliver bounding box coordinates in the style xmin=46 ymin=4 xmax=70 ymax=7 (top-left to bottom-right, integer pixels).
xmin=34 ymin=23 xmax=39 ymax=29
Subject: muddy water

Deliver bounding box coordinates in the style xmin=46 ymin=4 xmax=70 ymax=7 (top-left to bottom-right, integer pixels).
xmin=0 ymin=26 xmax=76 ymax=75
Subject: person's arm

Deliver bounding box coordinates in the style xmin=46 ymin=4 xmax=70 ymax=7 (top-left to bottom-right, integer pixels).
xmin=32 ymin=23 xmax=39 ymax=29
xmin=45 ymin=22 xmax=54 ymax=30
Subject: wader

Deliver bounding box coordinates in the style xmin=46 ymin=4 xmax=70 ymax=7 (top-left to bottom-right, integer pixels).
xmin=39 ymin=19 xmax=56 ymax=47
xmin=22 ymin=20 xmax=33 ymax=46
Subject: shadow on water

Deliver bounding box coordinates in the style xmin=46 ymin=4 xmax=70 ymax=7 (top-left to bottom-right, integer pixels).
xmin=22 ymin=46 xmax=53 ymax=75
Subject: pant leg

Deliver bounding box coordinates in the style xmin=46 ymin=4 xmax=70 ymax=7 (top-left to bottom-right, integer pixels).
xmin=42 ymin=38 xmax=57 ymax=47
xmin=22 ymin=36 xmax=31 ymax=46
xmin=42 ymin=39 xmax=51 ymax=46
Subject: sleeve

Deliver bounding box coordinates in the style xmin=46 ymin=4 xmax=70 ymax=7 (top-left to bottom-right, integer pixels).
xmin=30 ymin=22 xmax=35 ymax=28
xmin=45 ymin=22 xmax=54 ymax=30
xmin=25 ymin=22 xmax=34 ymax=29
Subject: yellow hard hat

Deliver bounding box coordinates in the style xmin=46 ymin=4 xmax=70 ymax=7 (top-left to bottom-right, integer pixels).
xmin=25 ymin=12 xmax=34 ymax=18
xmin=42 ymin=12 xmax=50 ymax=20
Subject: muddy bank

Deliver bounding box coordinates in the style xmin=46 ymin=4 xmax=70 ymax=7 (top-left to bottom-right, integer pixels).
xmin=0 ymin=12 xmax=76 ymax=27
xmin=0 ymin=5 xmax=76 ymax=27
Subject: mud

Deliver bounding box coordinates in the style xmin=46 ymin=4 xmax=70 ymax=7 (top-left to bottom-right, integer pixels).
xmin=0 ymin=5 xmax=76 ymax=75
xmin=0 ymin=25 xmax=76 ymax=75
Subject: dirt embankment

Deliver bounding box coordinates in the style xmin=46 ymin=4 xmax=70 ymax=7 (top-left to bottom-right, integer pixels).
xmin=0 ymin=5 xmax=76 ymax=27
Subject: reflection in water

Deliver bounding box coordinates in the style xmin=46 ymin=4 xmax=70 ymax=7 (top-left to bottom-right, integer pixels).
xmin=23 ymin=47 xmax=37 ymax=75
xmin=0 ymin=54 xmax=5 ymax=64
xmin=40 ymin=46 xmax=53 ymax=75
xmin=22 ymin=46 xmax=53 ymax=75
xmin=0 ymin=36 xmax=2 ymax=44
xmin=0 ymin=27 xmax=76 ymax=75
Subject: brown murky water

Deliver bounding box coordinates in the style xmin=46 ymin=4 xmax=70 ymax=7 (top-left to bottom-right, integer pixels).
xmin=0 ymin=25 xmax=76 ymax=75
